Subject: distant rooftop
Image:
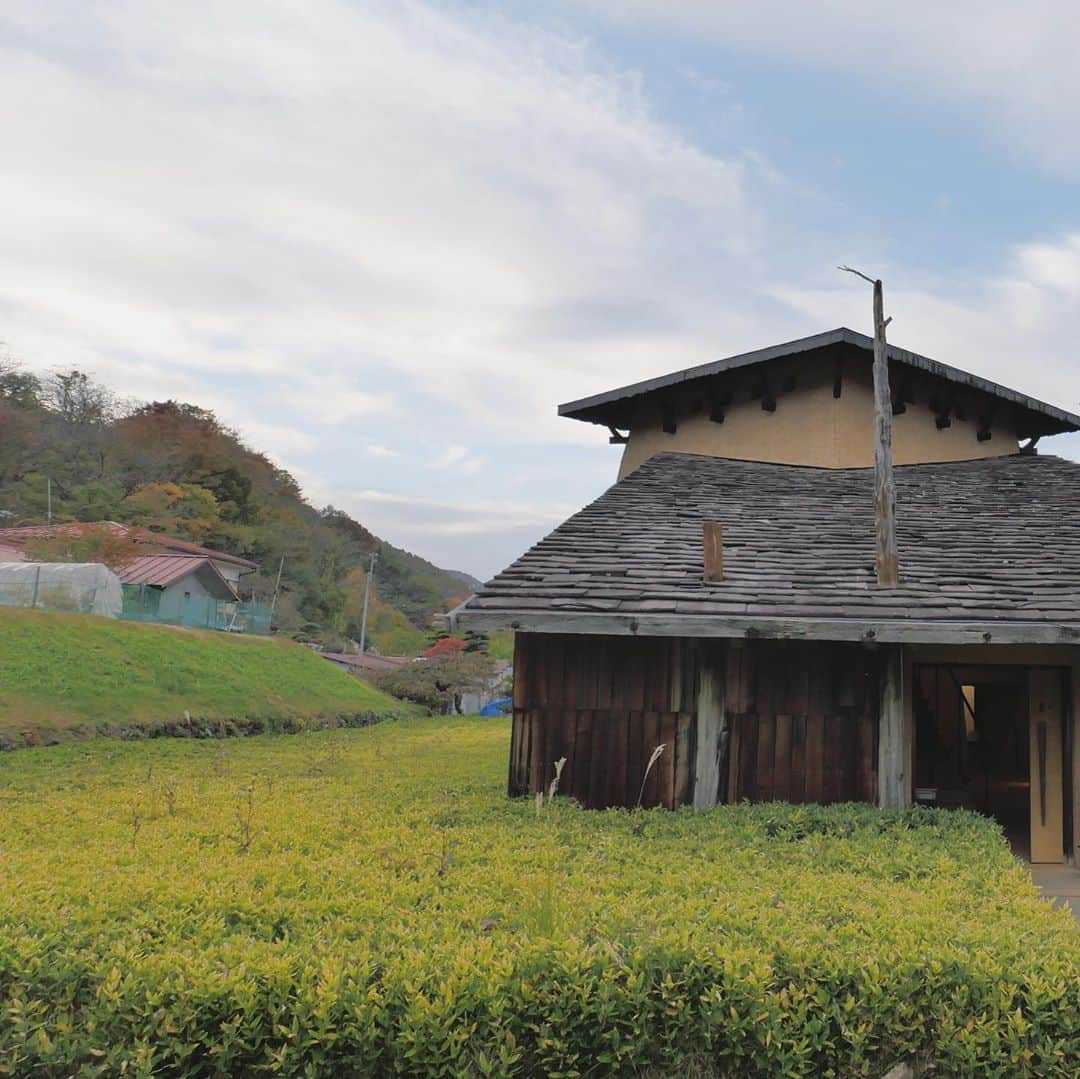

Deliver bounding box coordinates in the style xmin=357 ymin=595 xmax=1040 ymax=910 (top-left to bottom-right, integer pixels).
xmin=558 ymin=327 xmax=1080 ymax=439
xmin=0 ymin=522 xmax=258 ymax=570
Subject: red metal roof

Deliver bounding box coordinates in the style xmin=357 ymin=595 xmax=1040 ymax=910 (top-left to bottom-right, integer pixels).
xmin=117 ymin=554 xmax=239 ymax=598
xmin=0 ymin=522 xmax=258 ymax=570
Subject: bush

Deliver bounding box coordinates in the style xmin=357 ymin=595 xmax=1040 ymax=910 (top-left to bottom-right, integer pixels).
xmin=0 ymin=718 xmax=1076 ymax=1076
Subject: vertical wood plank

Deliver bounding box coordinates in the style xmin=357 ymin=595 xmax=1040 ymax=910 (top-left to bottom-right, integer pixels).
xmin=727 ymin=713 xmax=741 ymax=803
xmin=878 ymin=644 xmax=907 ymax=808
xmin=789 ymin=713 xmax=806 ymax=804
xmin=1029 ymin=669 xmax=1065 ymax=863
xmin=559 ymin=708 xmax=577 ymax=797
xmin=573 ymin=710 xmax=593 ymax=805
xmin=591 ymin=710 xmax=610 ymax=809
xmin=626 ymin=710 xmax=644 ymax=810
xmin=659 ymin=711 xmax=677 ymax=809
xmin=675 ymin=711 xmax=693 ymax=806
xmin=804 ymin=712 xmax=824 ymax=803
xmin=693 ymin=640 xmax=725 ymax=809
xmin=856 ymin=707 xmax=876 ymax=804
xmin=755 ymin=714 xmax=775 ymax=801
xmin=773 ymin=713 xmax=792 ymax=802
xmin=740 ymin=715 xmax=759 ymax=802
xmin=605 ymin=709 xmax=628 ymax=808
xmin=642 ymin=711 xmax=661 ymax=807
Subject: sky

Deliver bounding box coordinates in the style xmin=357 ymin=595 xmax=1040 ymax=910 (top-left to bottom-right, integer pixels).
xmin=3 ymin=1 xmax=1080 ymax=580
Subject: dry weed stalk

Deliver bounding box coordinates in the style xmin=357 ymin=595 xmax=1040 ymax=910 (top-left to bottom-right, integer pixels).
xmin=637 ymin=744 xmax=666 ymax=808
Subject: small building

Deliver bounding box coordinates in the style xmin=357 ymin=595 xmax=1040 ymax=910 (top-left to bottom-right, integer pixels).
xmin=452 ymin=327 xmax=1080 ymax=866
xmin=0 ymin=523 xmax=260 ymax=631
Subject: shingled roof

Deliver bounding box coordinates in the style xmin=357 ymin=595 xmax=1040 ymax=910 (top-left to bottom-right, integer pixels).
xmin=452 ymin=452 xmax=1080 ymax=646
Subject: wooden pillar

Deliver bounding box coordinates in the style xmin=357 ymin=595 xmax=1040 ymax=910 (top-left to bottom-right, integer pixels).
xmin=1029 ymin=668 xmax=1065 ymax=864
xmin=693 ymin=641 xmax=726 ymax=808
xmin=1072 ymin=655 xmax=1080 ymax=864
xmin=878 ymin=644 xmax=908 ymax=808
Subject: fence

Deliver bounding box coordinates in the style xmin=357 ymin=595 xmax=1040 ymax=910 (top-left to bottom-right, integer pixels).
xmin=120 ymin=584 xmax=272 ymax=635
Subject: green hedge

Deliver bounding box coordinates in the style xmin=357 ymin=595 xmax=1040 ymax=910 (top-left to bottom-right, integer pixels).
xmin=0 ymin=719 xmax=1076 ymax=1076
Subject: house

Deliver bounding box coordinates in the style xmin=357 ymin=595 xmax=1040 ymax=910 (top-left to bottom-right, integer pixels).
xmin=451 ymin=327 xmax=1080 ymax=867
xmin=0 ymin=522 xmax=259 ymax=629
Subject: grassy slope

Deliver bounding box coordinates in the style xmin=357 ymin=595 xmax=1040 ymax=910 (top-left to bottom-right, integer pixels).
xmin=0 ymin=607 xmax=406 ymax=742
xmin=0 ymin=719 xmax=1076 ymax=1075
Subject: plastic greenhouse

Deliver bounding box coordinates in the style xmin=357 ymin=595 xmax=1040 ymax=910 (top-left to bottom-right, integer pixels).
xmin=0 ymin=562 xmax=124 ymax=618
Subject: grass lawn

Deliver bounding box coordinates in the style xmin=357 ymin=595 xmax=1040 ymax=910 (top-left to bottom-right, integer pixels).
xmin=0 ymin=717 xmax=1077 ymax=1076
xmin=0 ymin=607 xmax=407 ymax=744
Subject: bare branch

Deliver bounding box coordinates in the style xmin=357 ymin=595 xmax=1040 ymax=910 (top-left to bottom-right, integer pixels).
xmin=883 ymin=316 xmax=893 ymax=327
xmin=837 ymin=264 xmax=877 ymax=285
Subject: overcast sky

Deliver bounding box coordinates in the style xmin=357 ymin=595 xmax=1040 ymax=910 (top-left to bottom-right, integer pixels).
xmin=3 ymin=2 xmax=1080 ymax=579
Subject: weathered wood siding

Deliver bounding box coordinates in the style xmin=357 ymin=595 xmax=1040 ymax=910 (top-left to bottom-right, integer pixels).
xmin=724 ymin=642 xmax=877 ymax=804
xmin=510 ymin=633 xmax=697 ymax=809
xmin=511 ymin=634 xmax=878 ymax=808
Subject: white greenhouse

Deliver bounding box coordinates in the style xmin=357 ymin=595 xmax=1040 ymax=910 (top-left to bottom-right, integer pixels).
xmin=0 ymin=562 xmax=123 ymax=619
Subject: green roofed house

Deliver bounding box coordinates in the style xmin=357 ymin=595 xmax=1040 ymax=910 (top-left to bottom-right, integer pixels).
xmin=451 ymin=327 xmax=1080 ymax=867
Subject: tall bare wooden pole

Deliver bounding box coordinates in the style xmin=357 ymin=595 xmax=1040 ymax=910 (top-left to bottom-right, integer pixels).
xmin=839 ymin=266 xmax=898 ymax=588
xmin=870 ymin=279 xmax=898 ymax=588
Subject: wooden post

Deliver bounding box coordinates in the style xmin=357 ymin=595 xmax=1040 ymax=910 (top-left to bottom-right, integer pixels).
xmin=878 ymin=644 xmax=907 ymax=808
xmin=1070 ymin=655 xmax=1080 ymax=864
xmin=693 ymin=641 xmax=726 ymax=808
xmin=871 ymin=279 xmax=899 ymax=588
xmin=839 ymin=266 xmax=899 ymax=588
xmin=703 ymin=521 xmax=724 ymax=582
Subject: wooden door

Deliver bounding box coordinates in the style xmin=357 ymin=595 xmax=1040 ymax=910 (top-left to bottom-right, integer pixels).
xmin=1028 ymin=670 xmax=1064 ymax=864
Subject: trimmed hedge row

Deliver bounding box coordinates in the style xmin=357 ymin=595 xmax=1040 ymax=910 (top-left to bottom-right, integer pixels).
xmin=0 ymin=719 xmax=1076 ymax=1076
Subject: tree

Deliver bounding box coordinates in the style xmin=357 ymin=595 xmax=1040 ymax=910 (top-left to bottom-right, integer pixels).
xmin=372 ymin=652 xmax=498 ymax=714
xmin=119 ymin=482 xmax=221 ymax=541
xmin=23 ymin=524 xmax=143 ymax=570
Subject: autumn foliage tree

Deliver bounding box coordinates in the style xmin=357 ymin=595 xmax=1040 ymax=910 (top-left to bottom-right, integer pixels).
xmin=22 ymin=525 xmax=143 ymax=571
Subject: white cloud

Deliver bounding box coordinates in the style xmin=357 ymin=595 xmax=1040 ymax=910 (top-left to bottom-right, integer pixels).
xmin=0 ymin=0 xmax=792 ymax=449
xmin=576 ymin=2 xmax=1080 ymax=175
xmin=366 ymin=443 xmax=399 ymax=459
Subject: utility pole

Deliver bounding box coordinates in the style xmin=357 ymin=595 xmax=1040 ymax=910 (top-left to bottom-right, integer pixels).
xmin=47 ymin=478 xmax=52 ymax=526
xmin=839 ymin=266 xmax=898 ymax=588
xmin=269 ymin=554 xmax=285 ymax=618
xmin=359 ymin=549 xmax=378 ymax=655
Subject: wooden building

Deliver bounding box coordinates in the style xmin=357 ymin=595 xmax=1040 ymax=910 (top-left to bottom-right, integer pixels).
xmin=452 ymin=328 xmax=1080 ymax=865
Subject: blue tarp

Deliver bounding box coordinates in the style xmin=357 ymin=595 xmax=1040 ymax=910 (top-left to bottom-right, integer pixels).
xmin=478 ymin=696 xmax=512 ymax=717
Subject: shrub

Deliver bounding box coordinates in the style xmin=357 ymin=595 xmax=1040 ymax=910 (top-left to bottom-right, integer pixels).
xmin=0 ymin=718 xmax=1076 ymax=1076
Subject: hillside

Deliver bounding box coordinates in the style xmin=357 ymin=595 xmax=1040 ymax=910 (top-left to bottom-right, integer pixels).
xmin=0 ymin=363 xmax=477 ymax=651
xmin=0 ymin=608 xmax=410 ymax=746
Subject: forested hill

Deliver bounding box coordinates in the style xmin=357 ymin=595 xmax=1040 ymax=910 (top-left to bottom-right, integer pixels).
xmin=0 ymin=362 xmax=480 ymax=653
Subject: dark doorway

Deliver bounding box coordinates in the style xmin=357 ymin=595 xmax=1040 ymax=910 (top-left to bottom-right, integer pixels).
xmin=913 ymin=665 xmax=1032 ymax=858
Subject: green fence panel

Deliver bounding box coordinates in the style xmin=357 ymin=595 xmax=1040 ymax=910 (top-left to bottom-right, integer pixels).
xmin=120 ymin=585 xmax=271 ymax=636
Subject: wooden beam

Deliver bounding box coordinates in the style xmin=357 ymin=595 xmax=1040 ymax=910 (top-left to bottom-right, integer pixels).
xmin=871 ymin=279 xmax=899 ymax=588
xmin=703 ymin=521 xmax=725 ymax=581
xmin=877 ymin=644 xmax=907 ymax=808
xmin=607 ymin=426 xmax=628 ymax=445
xmin=452 ymin=607 xmax=1080 ymax=646
xmin=708 ymin=389 xmax=732 ymax=424
xmin=661 ymin=406 xmax=677 ymax=435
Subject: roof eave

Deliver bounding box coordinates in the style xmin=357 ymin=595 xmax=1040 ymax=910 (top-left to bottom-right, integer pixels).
xmin=451 ymin=606 xmax=1080 ymax=648
xmin=557 ymin=326 xmax=1080 ymax=435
